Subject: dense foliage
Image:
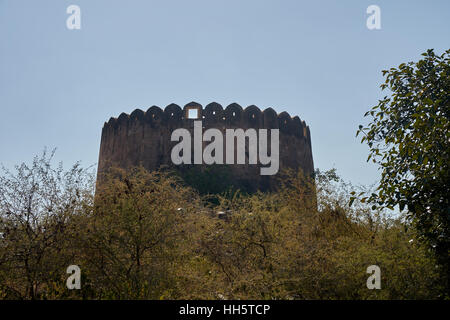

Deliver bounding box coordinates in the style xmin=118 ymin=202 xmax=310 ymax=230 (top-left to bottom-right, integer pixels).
xmin=357 ymin=49 xmax=449 ymax=295
xmin=0 ymin=152 xmax=442 ymax=299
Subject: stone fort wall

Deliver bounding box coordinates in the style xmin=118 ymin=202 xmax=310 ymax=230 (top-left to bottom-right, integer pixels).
xmin=97 ymin=102 xmax=314 ymax=192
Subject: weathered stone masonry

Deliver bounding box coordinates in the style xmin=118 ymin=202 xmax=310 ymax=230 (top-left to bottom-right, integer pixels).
xmin=97 ymin=102 xmax=314 ymax=192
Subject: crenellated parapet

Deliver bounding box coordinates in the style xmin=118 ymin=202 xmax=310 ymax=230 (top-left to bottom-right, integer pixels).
xmin=102 ymin=102 xmax=312 ymax=140
xmin=97 ymin=102 xmax=314 ymax=192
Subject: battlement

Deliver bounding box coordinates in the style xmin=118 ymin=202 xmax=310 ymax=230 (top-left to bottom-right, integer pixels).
xmin=97 ymin=102 xmax=314 ymax=193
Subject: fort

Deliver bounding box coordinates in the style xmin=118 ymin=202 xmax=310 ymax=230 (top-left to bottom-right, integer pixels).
xmin=171 ymin=120 xmax=280 ymax=175
xmin=97 ymin=102 xmax=314 ymax=193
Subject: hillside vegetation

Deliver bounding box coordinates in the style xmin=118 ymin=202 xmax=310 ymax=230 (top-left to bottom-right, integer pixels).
xmin=0 ymin=151 xmax=441 ymax=299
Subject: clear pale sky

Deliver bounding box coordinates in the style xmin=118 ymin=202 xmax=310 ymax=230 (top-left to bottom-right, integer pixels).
xmin=1 ymin=0 xmax=449 ymax=185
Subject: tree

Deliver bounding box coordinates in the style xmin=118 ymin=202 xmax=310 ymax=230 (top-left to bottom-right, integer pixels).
xmin=0 ymin=152 xmax=442 ymax=299
xmin=84 ymin=167 xmax=201 ymax=299
xmin=357 ymin=49 xmax=450 ymax=296
xmin=0 ymin=149 xmax=94 ymax=299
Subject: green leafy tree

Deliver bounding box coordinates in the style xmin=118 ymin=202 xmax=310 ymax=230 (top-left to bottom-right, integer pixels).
xmin=357 ymin=49 xmax=450 ymax=296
